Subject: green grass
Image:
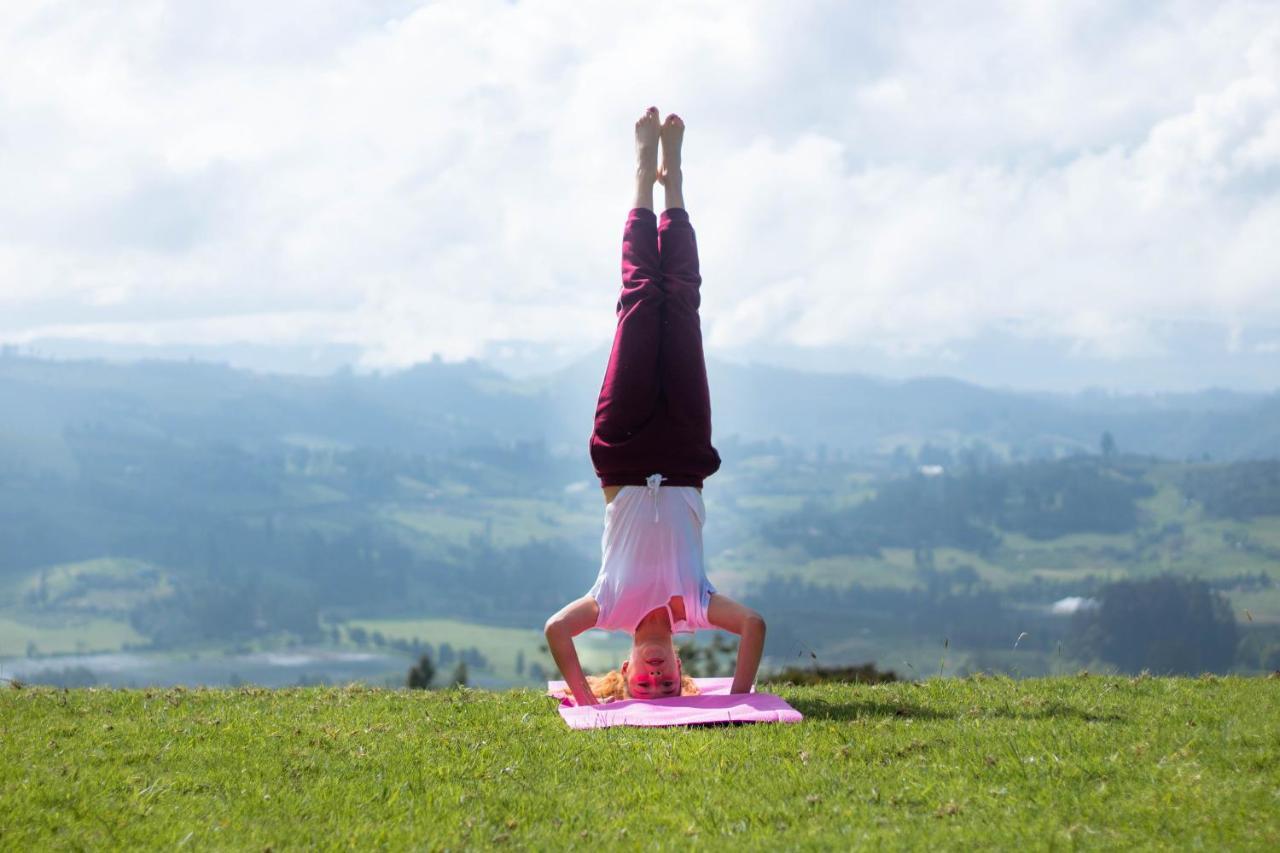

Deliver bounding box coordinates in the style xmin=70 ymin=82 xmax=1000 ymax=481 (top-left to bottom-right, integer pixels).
xmin=385 ymin=507 xmax=487 ymax=543
xmin=3 ymin=677 xmax=1276 ymax=849
xmin=384 ymin=497 xmax=587 ymax=549
xmin=1248 ymin=521 xmax=1280 ymax=551
xmin=0 ymin=615 xmax=145 ymax=657
xmin=715 ymin=544 xmax=1021 ymax=592
xmin=1137 ymin=479 xmax=1195 ymax=527
xmin=13 ymin=557 xmax=173 ymax=613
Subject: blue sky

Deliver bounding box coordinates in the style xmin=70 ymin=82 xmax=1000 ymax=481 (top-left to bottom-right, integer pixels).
xmin=1 ymin=1 xmax=1277 ymax=390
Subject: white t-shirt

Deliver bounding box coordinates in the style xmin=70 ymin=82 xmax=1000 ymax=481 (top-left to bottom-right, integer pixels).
xmin=588 ymin=475 xmax=717 ymax=635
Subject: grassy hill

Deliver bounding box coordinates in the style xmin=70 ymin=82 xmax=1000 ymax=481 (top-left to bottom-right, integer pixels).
xmin=3 ymin=677 xmax=1276 ymax=849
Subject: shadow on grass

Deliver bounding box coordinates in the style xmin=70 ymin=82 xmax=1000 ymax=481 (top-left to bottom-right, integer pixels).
xmin=789 ymin=696 xmax=1125 ymax=723
xmin=788 ymin=697 xmax=951 ymax=721
xmin=1032 ymin=701 xmax=1125 ymax=723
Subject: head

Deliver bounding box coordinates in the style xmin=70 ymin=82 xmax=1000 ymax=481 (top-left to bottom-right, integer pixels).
xmin=585 ymin=644 xmax=700 ymax=701
xmin=622 ymin=635 xmax=684 ymax=699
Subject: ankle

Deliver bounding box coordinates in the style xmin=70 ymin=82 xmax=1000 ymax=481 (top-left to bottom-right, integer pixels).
xmin=663 ymin=182 xmax=684 ymax=210
xmin=632 ymin=186 xmax=655 ymax=212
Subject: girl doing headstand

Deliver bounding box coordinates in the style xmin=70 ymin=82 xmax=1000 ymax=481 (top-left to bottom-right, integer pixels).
xmin=544 ymin=107 xmax=766 ymax=706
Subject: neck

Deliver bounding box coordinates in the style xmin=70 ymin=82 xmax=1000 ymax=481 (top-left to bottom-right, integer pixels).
xmin=634 ymin=606 xmax=672 ymax=641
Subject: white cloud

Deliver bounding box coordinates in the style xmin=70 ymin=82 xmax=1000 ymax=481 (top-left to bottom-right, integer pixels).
xmin=0 ymin=1 xmax=1277 ymax=372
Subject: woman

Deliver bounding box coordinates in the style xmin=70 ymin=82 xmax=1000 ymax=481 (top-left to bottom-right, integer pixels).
xmin=544 ymin=107 xmax=766 ymax=706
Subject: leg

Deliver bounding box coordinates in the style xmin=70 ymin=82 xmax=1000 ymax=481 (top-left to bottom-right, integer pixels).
xmin=656 ymin=114 xmax=721 ymax=479
xmin=590 ymin=108 xmax=666 ymax=482
xmin=592 ymin=208 xmax=663 ymax=446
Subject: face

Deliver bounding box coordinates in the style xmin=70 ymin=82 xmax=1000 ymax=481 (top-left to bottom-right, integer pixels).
xmin=621 ymin=639 xmax=682 ymax=698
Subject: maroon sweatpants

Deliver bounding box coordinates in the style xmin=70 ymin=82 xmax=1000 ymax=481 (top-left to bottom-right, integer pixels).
xmin=589 ymin=207 xmax=722 ymax=488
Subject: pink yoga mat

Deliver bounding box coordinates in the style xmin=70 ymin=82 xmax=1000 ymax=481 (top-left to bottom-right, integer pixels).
xmin=546 ymin=677 xmax=803 ymax=729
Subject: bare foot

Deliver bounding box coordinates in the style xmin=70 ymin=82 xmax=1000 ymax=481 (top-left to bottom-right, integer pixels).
xmin=657 ymin=113 xmax=684 ymax=187
xmin=635 ymin=106 xmax=660 ymax=180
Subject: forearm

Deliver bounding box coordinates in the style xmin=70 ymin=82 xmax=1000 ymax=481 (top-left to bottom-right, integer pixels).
xmin=546 ymin=629 xmax=597 ymax=706
xmin=705 ymin=595 xmax=767 ymax=694
xmin=730 ymin=619 xmax=766 ymax=694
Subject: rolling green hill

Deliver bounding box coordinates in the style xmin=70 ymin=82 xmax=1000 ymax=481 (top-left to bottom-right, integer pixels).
xmin=3 ymin=353 xmax=1279 ymax=684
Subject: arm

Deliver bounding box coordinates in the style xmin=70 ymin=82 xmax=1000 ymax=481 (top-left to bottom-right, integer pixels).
xmin=705 ymin=593 xmax=766 ymax=694
xmin=544 ymin=596 xmax=601 ymax=706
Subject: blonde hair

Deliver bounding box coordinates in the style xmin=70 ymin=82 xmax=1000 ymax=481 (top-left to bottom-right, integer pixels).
xmin=586 ymin=669 xmax=700 ymax=701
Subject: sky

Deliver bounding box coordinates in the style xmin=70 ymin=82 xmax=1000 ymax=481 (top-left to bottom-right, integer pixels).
xmin=1 ymin=1 xmax=1278 ymax=391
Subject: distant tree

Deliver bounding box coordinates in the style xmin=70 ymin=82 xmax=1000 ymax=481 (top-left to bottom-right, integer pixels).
xmin=348 ymin=626 xmax=368 ymax=646
xmin=450 ymin=660 xmax=468 ymax=687
xmin=371 ymin=631 xmax=386 ymax=647
xmin=1071 ymin=575 xmax=1237 ymax=674
xmin=515 ymin=650 xmax=525 ymax=676
xmin=959 ymin=565 xmax=982 ymax=595
xmin=528 ymin=662 xmax=547 ymax=683
xmin=1182 ymin=461 xmax=1280 ymax=520
xmin=917 ymin=443 xmax=953 ymax=468
xmin=460 ymin=646 xmax=489 ymax=670
xmin=438 ymin=642 xmax=455 ymax=667
xmin=1100 ymin=431 xmax=1117 ymax=459
xmin=957 ymin=442 xmax=999 ymax=474
xmin=677 ymin=635 xmax=739 ymax=677
xmin=25 ymin=665 xmax=97 ymax=688
xmin=407 ymin=653 xmax=435 ymax=690
xmin=761 ymin=662 xmax=896 ymax=686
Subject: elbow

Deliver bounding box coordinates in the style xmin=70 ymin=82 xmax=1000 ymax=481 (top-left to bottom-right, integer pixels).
xmin=544 ymin=616 xmax=565 ymax=643
xmin=744 ymin=611 xmax=766 ymax=637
